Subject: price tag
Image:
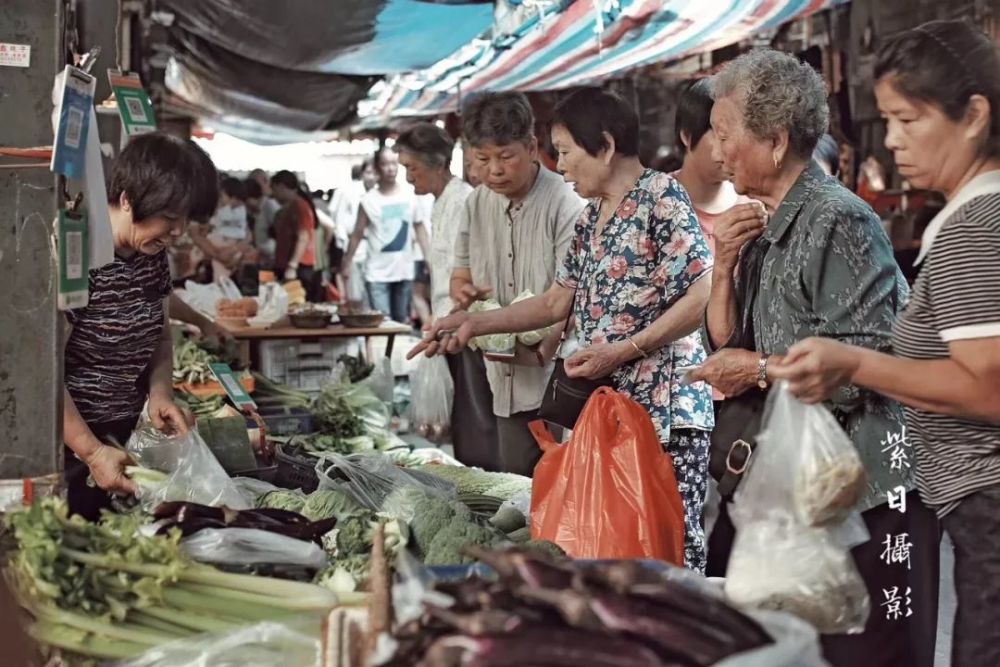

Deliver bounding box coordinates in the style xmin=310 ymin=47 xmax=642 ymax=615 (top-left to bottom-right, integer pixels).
xmin=209 ymin=363 xmax=257 ymax=410
xmin=51 ymin=66 xmax=95 ymax=179
xmin=57 ymin=209 xmax=90 ymax=310
xmin=108 ymin=69 xmax=156 ymax=136
xmin=0 ymin=42 xmax=31 ymax=68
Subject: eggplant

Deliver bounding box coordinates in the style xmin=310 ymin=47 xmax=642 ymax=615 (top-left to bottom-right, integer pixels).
xmin=464 ymin=547 xmax=574 ymax=589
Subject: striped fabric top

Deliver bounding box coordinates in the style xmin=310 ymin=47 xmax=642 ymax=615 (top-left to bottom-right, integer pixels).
xmin=65 ymin=251 xmax=172 ymax=424
xmin=892 ymin=191 xmax=1000 ymax=517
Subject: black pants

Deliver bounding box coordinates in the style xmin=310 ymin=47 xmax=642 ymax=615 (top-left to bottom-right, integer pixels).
xmin=942 ymin=484 xmax=1000 ymax=667
xmin=446 ymin=348 xmax=500 ymax=471
xmin=496 ymin=410 xmax=562 ymax=478
xmin=708 ymin=492 xmax=939 ymax=667
xmin=65 ymin=417 xmax=139 ymax=522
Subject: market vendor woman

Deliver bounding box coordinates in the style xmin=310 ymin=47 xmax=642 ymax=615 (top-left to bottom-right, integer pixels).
xmin=63 ymin=132 xmax=219 ymax=519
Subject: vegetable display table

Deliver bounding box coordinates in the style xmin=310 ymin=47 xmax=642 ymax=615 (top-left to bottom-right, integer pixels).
xmin=231 ymin=319 xmax=412 ymax=369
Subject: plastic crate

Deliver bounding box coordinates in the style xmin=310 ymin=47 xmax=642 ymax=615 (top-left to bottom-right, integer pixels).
xmin=258 ymin=338 xmax=363 ymax=393
xmin=274 ymin=443 xmax=319 ymax=492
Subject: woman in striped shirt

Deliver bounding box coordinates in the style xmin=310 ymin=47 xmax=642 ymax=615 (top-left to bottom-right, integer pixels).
xmin=774 ymin=20 xmax=1000 ymax=667
xmin=63 ymin=132 xmax=219 ymax=519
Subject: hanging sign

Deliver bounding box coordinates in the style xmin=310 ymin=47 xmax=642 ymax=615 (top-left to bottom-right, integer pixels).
xmin=108 ymin=69 xmax=156 ymax=135
xmin=51 ymin=66 xmax=95 ymax=179
xmin=57 ymin=209 xmax=90 ymax=310
xmin=0 ymin=42 xmax=31 ymax=67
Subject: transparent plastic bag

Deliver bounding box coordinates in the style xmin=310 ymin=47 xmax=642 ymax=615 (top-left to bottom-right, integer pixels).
xmin=127 ymin=425 xmax=251 ymax=510
xmin=755 ymin=383 xmax=868 ymax=526
xmin=410 ymin=355 xmax=453 ymax=442
xmin=181 ymin=528 xmax=328 ymax=570
xmin=316 ymin=452 xmax=455 ymax=511
xmin=364 ymin=357 xmax=395 ymax=407
xmin=116 ymin=617 xmax=322 ymax=667
xmin=726 ymin=383 xmax=870 ymax=634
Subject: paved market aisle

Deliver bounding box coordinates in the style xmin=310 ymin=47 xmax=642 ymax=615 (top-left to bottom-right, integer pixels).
xmin=935 ymin=534 xmax=956 ymax=666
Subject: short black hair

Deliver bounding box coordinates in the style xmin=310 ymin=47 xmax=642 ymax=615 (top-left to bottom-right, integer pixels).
xmin=395 ymin=122 xmax=455 ymax=169
xmin=552 ymin=88 xmax=639 ymax=157
xmin=462 ymin=91 xmax=535 ymax=148
xmin=243 ymin=178 xmax=263 ymax=200
xmin=220 ymin=176 xmax=246 ymax=201
xmin=270 ymin=170 xmax=300 ymax=191
xmin=675 ymin=78 xmax=714 ymax=152
xmin=876 ymin=19 xmax=1000 ymax=158
xmin=107 ymin=132 xmax=219 ymax=223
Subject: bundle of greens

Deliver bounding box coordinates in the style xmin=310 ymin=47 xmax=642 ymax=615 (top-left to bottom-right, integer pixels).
xmin=313 ymin=377 xmax=389 ymax=437
xmin=4 ymin=500 xmax=339 ymax=662
xmin=172 ymin=340 xmax=218 ymax=385
xmin=252 ymin=373 xmax=312 ymax=410
xmin=174 ymin=392 xmax=225 ymax=419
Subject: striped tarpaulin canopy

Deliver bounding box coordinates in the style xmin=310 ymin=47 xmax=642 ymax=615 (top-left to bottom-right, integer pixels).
xmin=379 ymin=0 xmax=846 ymax=119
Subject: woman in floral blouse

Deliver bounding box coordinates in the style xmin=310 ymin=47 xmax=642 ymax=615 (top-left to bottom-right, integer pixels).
xmin=411 ymin=88 xmax=715 ymax=571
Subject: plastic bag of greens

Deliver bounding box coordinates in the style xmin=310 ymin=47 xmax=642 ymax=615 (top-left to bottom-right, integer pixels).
xmin=127 ymin=425 xmax=251 ymax=511
xmin=115 ymin=617 xmax=322 ymax=667
xmin=410 ymin=355 xmax=453 ymax=442
xmin=316 ymin=452 xmax=455 ymax=511
xmin=725 ymin=383 xmax=870 ymax=634
xmin=180 ymin=528 xmax=328 ymax=571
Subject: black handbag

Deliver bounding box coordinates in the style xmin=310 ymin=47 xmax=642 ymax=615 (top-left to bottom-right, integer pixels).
xmin=708 ymin=236 xmax=772 ymax=499
xmin=537 ymin=239 xmax=613 ymax=430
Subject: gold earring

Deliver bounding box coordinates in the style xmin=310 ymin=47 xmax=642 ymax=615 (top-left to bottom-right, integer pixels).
xmin=773 ymin=155 xmax=781 ymax=170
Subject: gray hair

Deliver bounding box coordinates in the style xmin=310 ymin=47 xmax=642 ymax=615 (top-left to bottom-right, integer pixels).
xmin=394 ymin=122 xmax=454 ymax=170
xmin=462 ymin=91 xmax=535 ymax=148
xmin=711 ymin=49 xmax=829 ymax=160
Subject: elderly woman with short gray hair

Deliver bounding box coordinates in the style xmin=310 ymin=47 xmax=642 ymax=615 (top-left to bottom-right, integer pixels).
xmin=688 ymin=49 xmax=939 ymax=666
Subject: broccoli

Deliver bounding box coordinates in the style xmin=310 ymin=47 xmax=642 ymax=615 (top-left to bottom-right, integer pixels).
xmin=423 ymin=520 xmax=505 ymax=566
xmin=301 ymin=488 xmax=363 ymax=522
xmin=381 ymin=486 xmax=433 ymax=522
xmin=408 ymin=496 xmax=471 ymax=557
xmin=334 ymin=510 xmax=379 ymax=557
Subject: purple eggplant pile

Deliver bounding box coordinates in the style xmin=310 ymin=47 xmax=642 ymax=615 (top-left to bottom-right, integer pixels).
xmin=152 ymin=501 xmax=337 ymax=544
xmin=383 ymin=547 xmax=773 ymax=667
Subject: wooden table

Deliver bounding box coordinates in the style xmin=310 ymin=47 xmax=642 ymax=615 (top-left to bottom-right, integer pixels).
xmin=231 ymin=319 xmax=412 ymax=367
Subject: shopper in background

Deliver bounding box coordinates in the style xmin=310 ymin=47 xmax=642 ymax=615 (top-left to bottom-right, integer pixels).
xmin=772 ymin=20 xmax=1000 ymax=667
xmin=813 ymin=133 xmax=841 ymax=178
xmin=64 ymin=132 xmax=217 ymax=519
xmin=396 ymin=122 xmax=500 ymax=468
xmin=412 ymin=91 xmax=584 ymax=477
xmin=205 ymin=176 xmax=249 ymax=282
xmin=249 ymin=168 xmax=280 ymax=262
xmin=334 ymin=160 xmax=376 ymax=306
xmin=411 ymin=193 xmax=435 ymax=326
xmin=342 ymin=147 xmax=430 ymax=323
xmin=672 ymin=78 xmax=757 ymax=258
xmin=413 ymin=89 xmax=715 ymax=569
xmin=462 ymin=139 xmax=483 ymax=187
xmin=690 ymin=48 xmax=935 ymax=666
xmin=271 ymin=170 xmax=322 ymax=301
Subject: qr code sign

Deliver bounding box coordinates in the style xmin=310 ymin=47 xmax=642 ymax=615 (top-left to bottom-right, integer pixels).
xmin=64 ymin=108 xmax=84 ymax=149
xmin=66 ymin=231 xmax=83 ymax=279
xmin=125 ymin=96 xmax=148 ymax=122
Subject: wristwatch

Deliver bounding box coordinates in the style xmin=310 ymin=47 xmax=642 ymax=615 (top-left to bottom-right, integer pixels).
xmin=757 ymin=354 xmax=770 ymax=390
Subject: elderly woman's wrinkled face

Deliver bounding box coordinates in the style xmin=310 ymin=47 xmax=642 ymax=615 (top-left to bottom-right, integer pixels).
xmin=397 ymin=149 xmax=439 ymax=196
xmin=551 ymin=123 xmax=609 ymax=199
xmin=472 ymin=139 xmax=538 ymax=199
xmin=875 ymin=75 xmax=986 ymax=194
xmin=710 ymin=95 xmax=775 ymax=197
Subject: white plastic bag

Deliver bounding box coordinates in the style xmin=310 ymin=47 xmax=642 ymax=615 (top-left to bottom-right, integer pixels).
xmin=181 ymin=528 xmax=328 ymax=570
xmin=715 ymin=610 xmax=829 ymax=667
xmin=725 ymin=383 xmax=870 ymax=635
xmin=410 ymin=355 xmax=453 ymax=442
xmin=316 ymin=452 xmax=455 ymax=511
xmin=127 ymin=425 xmax=250 ymax=511
xmin=116 ymin=618 xmax=322 ymax=667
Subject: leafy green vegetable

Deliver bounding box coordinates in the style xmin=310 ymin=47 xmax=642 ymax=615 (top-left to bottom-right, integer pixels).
xmin=338 ymin=353 xmax=374 ymax=383
xmin=380 ymin=486 xmax=432 ymax=522
xmin=333 ymin=511 xmax=379 ymax=556
xmin=172 ymin=340 xmax=218 ymax=385
xmin=414 ymin=465 xmax=531 ymax=501
xmin=300 ymin=488 xmax=363 ymax=522
xmin=252 ymin=373 xmax=312 ymax=410
xmin=256 ymin=490 xmax=306 ymax=513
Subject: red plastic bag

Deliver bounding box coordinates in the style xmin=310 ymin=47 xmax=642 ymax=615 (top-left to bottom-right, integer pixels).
xmin=529 ymin=388 xmax=685 ymax=564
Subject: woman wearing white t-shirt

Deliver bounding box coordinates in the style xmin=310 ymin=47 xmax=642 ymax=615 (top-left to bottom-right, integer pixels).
xmin=343 ymin=147 xmax=430 ymax=323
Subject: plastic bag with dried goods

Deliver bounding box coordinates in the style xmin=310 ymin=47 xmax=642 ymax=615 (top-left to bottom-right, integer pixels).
xmin=410 ymin=355 xmax=453 ymax=442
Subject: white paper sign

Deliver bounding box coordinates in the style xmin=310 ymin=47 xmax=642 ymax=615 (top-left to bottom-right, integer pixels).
xmin=0 ymin=43 xmax=31 ymax=68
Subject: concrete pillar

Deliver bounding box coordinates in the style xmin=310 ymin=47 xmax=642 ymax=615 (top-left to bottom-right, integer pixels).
xmin=0 ymin=1 xmax=64 ymax=478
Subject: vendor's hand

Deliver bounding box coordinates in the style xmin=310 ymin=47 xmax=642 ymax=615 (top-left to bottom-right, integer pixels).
xmin=407 ymin=311 xmax=473 ymax=359
xmin=713 ymin=203 xmax=768 ymax=270
xmin=284 ymin=267 xmax=298 ymax=281
xmin=85 ymin=444 xmax=137 ymax=496
xmin=564 ymin=342 xmax=631 ymax=380
xmin=148 ymin=391 xmax=194 ymax=436
xmin=452 ymin=283 xmax=493 ymax=310
xmin=769 ymin=337 xmax=860 ymax=404
xmin=687 ymin=348 xmax=760 ymax=397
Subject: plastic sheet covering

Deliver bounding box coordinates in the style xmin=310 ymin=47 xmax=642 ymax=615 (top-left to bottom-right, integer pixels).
xmin=116 ymin=617 xmax=323 ymax=667
xmin=530 ymin=388 xmax=686 ymax=563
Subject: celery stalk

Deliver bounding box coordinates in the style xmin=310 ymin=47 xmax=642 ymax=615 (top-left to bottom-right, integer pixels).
xmin=138 ymin=605 xmax=241 ymax=634
xmin=31 ymin=603 xmax=176 ymax=646
xmin=28 ymin=621 xmax=150 ymax=660
xmin=160 ymin=587 xmax=297 ymax=623
xmin=128 ymin=609 xmax=193 ymax=637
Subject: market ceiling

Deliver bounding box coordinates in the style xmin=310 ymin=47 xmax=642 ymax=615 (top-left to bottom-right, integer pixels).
xmin=156 ymin=0 xmax=495 ymax=142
